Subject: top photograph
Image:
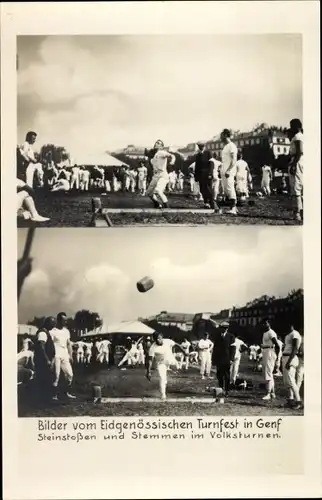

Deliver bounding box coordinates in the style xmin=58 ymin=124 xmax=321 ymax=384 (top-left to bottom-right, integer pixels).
xmin=16 ymin=34 xmax=303 ymax=228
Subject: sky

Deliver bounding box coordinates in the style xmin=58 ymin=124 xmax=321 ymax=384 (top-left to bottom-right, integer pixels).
xmin=17 ymin=34 xmax=302 ymax=156
xmin=18 ymin=227 xmax=303 ymax=325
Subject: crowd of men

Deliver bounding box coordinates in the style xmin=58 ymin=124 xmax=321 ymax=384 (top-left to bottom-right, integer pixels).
xmin=16 ymin=118 xmax=303 ymax=222
xmin=18 ymin=314 xmax=304 ymax=410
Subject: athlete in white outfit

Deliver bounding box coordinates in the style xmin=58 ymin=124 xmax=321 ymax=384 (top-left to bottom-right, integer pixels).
xmin=288 ymin=119 xmax=304 ymax=222
xmin=75 ymin=340 xmax=86 ymax=364
xmin=261 ymin=165 xmax=272 ymax=195
xmin=79 ymin=167 xmax=90 ymax=191
xmin=137 ymin=343 xmax=145 ymax=365
xmin=146 ymin=333 xmax=186 ymax=400
xmin=282 ymin=325 xmax=303 ymax=409
xmin=168 ymin=170 xmax=177 ymax=192
xmin=249 ymin=345 xmax=257 ymax=361
xmin=261 ymin=319 xmax=281 ymax=400
xmin=220 ymin=129 xmax=238 ymax=214
xmin=179 ymin=338 xmax=191 ymax=370
xmin=188 ymin=163 xmax=195 ymax=193
xmin=128 ymin=168 xmax=137 ymax=192
xmin=49 ymin=312 xmax=76 ymax=400
xmin=177 ymin=170 xmax=184 ymax=191
xmin=70 ymin=165 xmax=81 ymax=190
xmin=84 ymin=341 xmax=93 ymax=364
xmin=146 ymin=140 xmax=176 ymax=208
xmin=235 ymin=151 xmax=252 ymax=199
xmin=137 ymin=163 xmax=148 ymax=195
xmin=210 ymin=153 xmax=222 ymax=211
xmin=274 ymin=337 xmax=284 ymax=376
xmin=230 ymin=337 xmax=247 ymax=384
xmin=198 ymin=333 xmax=214 ymax=380
xmin=98 ymin=339 xmax=111 ymax=364
xmin=19 ymin=131 xmax=39 ymax=187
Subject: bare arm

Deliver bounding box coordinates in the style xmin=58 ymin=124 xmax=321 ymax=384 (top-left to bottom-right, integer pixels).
xmin=226 ymin=150 xmax=237 ymax=175
xmin=67 ymin=339 xmax=73 ymax=360
xmin=272 ymin=337 xmax=281 ymax=358
xmin=146 ymin=356 xmax=153 ymax=380
xmin=285 ymin=338 xmax=300 ymax=369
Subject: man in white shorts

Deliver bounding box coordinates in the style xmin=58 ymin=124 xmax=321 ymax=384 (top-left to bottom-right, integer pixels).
xmin=230 ymin=337 xmax=247 ymax=385
xmin=146 ymin=140 xmax=176 ymax=208
xmin=146 ymin=333 xmax=185 ymax=400
xmin=137 ymin=162 xmax=148 ymax=196
xmin=220 ymin=129 xmax=238 ymax=215
xmin=282 ymin=325 xmax=303 ymax=409
xmin=260 ymin=319 xmax=281 ymax=400
xmin=50 ymin=312 xmax=76 ymax=400
xmin=198 ymin=332 xmax=214 ymax=380
xmin=261 ymin=164 xmax=272 ymax=196
xmin=83 ymin=341 xmax=93 ymax=364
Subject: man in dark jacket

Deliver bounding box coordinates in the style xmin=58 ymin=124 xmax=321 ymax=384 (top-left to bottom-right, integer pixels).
xmin=34 ymin=316 xmax=56 ymax=405
xmin=195 ymin=142 xmax=219 ymax=211
xmin=212 ymin=321 xmax=236 ymax=395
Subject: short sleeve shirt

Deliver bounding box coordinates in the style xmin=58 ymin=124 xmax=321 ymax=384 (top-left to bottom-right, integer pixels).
xmin=262 ymin=329 xmax=277 ymax=348
xmin=283 ymin=330 xmax=302 ymax=355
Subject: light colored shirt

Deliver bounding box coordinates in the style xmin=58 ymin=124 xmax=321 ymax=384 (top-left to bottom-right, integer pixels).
xmin=262 ymin=166 xmax=272 ymax=181
xmin=221 ymin=142 xmax=237 ymax=174
xmin=262 ymin=329 xmax=277 ymax=348
xmin=232 ymin=338 xmax=246 ymax=358
xmin=100 ymin=339 xmax=111 ymax=352
xmin=181 ymin=340 xmax=191 ymax=355
xmin=283 ymin=330 xmax=301 ymax=355
xmin=289 ymin=132 xmax=304 ymax=157
xmin=20 ymin=141 xmax=36 ymax=163
xmin=50 ymin=327 xmax=71 ymax=359
xmin=236 ymin=159 xmax=249 ymax=179
xmin=137 ymin=166 xmax=147 ymax=179
xmin=198 ymin=339 xmax=214 ymax=351
xmin=149 ymin=339 xmax=175 ymax=365
xmin=151 ymin=150 xmax=175 ymax=175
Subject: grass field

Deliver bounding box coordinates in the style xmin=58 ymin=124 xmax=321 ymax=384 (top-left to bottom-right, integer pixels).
xmin=18 ymin=357 xmax=304 ymax=417
xmin=17 ymin=190 xmax=301 ymax=227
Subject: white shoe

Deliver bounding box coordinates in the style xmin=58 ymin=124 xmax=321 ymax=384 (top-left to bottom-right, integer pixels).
xmin=66 ymin=392 xmax=76 ymax=399
xmin=161 ymin=395 xmax=167 ymax=401
xmin=262 ymin=394 xmax=271 ymax=400
xmin=201 ymin=375 xmax=205 ymax=380
xmin=207 ymin=376 xmax=214 ymax=380
xmin=227 ymin=207 xmax=238 ymax=215
xmin=270 ymin=393 xmax=276 ymax=399
xmin=52 ymin=395 xmax=58 ymax=401
xmin=30 ymin=215 xmax=50 ymax=223
xmin=295 ymin=213 xmax=302 ymax=222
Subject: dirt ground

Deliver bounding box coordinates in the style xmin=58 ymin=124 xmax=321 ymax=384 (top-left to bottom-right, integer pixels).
xmin=17 ymin=190 xmax=302 ymax=227
xmin=18 ymin=357 xmax=304 ymax=417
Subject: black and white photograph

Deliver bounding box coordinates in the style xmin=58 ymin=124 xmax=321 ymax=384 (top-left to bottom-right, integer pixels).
xmin=17 ymin=34 xmax=304 ymax=228
xmin=17 ymin=227 xmax=303 ymax=418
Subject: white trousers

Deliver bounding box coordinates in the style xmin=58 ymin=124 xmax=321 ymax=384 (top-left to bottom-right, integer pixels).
xmin=130 ymin=179 xmax=136 ymax=192
xmin=261 ymin=179 xmax=271 ymax=195
xmin=200 ymin=352 xmax=212 ymax=376
xmin=157 ymin=363 xmax=168 ymax=398
xmin=98 ymin=351 xmax=109 ymax=363
xmin=70 ymin=175 xmax=80 ymax=190
xmin=146 ymin=174 xmax=169 ymax=204
xmin=138 ymin=178 xmax=146 ymax=193
xmin=221 ymin=171 xmax=237 ymax=200
xmin=230 ymin=355 xmax=241 ymax=383
xmin=282 ymin=356 xmax=301 ymax=401
xmin=76 ymin=351 xmax=84 ymax=363
xmin=85 ymin=351 xmax=92 ymax=363
xmin=262 ymin=348 xmax=276 ymax=392
xmin=189 ymin=178 xmax=195 ymax=192
xmin=53 ymin=356 xmax=73 ymax=387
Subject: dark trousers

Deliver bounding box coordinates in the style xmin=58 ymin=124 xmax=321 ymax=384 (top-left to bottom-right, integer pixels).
xmin=199 ymin=173 xmax=219 ymax=209
xmin=216 ymin=363 xmax=231 ymax=392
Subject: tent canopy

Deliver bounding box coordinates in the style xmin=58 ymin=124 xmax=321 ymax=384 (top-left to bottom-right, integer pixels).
xmin=72 ymin=152 xmax=128 ymax=168
xmin=82 ymin=320 xmax=155 ymax=338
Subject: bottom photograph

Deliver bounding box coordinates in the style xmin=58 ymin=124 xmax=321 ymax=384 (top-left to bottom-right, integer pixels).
xmin=17 ymin=226 xmax=303 ymax=417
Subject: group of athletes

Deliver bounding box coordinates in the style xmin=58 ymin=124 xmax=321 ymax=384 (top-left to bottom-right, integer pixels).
xmin=16 ymin=118 xmax=304 ymax=223
xmin=18 ymin=313 xmax=304 ymax=410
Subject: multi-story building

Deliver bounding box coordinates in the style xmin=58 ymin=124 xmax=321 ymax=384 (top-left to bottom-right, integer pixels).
xmin=204 ymin=125 xmax=290 ymax=160
xmin=147 ymin=311 xmax=195 ymax=332
xmin=115 ymin=145 xmax=147 ymax=160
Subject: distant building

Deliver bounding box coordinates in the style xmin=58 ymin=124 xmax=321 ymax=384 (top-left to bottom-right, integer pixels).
xmin=230 ymin=290 xmax=303 ymax=328
xmin=115 ymin=145 xmax=147 ymax=160
xmin=149 ymin=311 xmax=195 ymax=332
xmin=204 ymin=125 xmax=290 ymax=160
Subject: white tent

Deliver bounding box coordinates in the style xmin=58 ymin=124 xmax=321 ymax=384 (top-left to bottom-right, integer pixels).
xmin=82 ymin=320 xmax=155 ymax=338
xmin=72 ymin=152 xmax=128 ymax=168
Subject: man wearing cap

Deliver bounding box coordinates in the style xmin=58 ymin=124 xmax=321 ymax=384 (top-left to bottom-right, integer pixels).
xmin=220 ymin=129 xmax=238 ymax=215
xmin=212 ymin=322 xmax=236 ymax=395
xmin=146 ymin=140 xmax=176 ymax=208
xmin=260 ymin=319 xmax=281 ymax=400
xmin=195 ymin=142 xmax=220 ymax=212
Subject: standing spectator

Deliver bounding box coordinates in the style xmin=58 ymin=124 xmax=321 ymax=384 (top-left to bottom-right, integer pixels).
xmin=18 ymin=131 xmax=39 ymax=186
xmin=34 ymin=317 xmax=56 ymax=404
xmin=288 ymin=118 xmax=304 ymax=221
xmin=220 ymin=129 xmax=238 ymax=214
xmin=282 ymin=324 xmax=303 ymax=409
xmin=195 ymin=142 xmax=217 ymax=210
xmin=260 ymin=318 xmax=281 ymax=400
xmin=212 ymin=322 xmax=236 ymax=395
